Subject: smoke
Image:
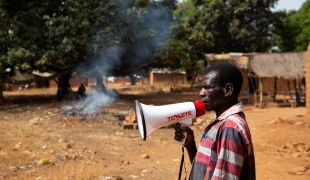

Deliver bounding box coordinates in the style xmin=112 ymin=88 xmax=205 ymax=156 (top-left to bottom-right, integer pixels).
xmin=73 ymin=1 xmax=176 ymax=113
xmin=77 ymin=91 xmax=116 ymax=114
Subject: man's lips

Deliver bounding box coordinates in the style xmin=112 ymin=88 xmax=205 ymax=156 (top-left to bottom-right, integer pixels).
xmin=201 ymin=98 xmax=208 ymax=102
xmin=201 ymin=99 xmax=209 ymax=107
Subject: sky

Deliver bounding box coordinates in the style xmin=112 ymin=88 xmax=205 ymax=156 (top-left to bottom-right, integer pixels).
xmin=272 ymin=0 xmax=306 ymax=11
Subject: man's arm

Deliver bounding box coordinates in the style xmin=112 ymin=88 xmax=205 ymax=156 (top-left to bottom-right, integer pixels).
xmin=185 ymin=139 xmax=197 ymax=163
xmin=212 ymin=127 xmax=246 ymax=180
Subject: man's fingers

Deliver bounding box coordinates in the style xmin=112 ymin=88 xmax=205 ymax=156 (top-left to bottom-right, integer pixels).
xmin=174 ymin=133 xmax=184 ymax=141
xmin=174 ymin=126 xmax=185 ymax=142
xmin=174 ymin=123 xmax=181 ymax=130
xmin=181 ymin=126 xmax=193 ymax=133
xmin=174 ymin=123 xmax=194 ymax=143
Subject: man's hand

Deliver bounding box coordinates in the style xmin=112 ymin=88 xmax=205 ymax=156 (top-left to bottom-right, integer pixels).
xmin=174 ymin=123 xmax=195 ymax=148
xmin=174 ymin=123 xmax=197 ymax=163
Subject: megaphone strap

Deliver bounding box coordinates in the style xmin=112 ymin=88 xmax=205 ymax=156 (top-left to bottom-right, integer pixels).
xmin=178 ymin=147 xmax=187 ymax=180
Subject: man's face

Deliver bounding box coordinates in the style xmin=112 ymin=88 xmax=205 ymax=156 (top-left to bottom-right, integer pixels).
xmin=199 ymin=71 xmax=226 ymax=111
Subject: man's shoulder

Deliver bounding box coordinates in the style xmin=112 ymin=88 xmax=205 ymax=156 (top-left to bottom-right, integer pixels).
xmin=222 ymin=113 xmax=249 ymax=132
xmin=221 ymin=112 xmax=252 ymax=144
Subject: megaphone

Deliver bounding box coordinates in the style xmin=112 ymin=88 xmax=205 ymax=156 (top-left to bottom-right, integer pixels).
xmin=135 ymin=100 xmax=206 ymax=144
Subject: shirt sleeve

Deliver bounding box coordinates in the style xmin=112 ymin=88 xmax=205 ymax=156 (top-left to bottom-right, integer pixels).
xmin=211 ymin=126 xmax=247 ymax=180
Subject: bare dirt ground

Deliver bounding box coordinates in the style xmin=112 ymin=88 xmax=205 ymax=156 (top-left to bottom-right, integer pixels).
xmin=1 ymin=84 xmax=310 ymax=180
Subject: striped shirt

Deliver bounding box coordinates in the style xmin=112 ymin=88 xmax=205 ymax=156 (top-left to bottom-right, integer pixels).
xmin=189 ymin=102 xmax=256 ymax=180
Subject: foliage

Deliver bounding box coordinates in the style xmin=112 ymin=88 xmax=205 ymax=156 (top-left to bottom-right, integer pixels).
xmin=160 ymin=1 xmax=211 ymax=84
xmin=0 ymin=0 xmax=176 ymax=80
xmin=78 ymin=0 xmax=177 ymax=78
xmin=163 ymin=0 xmax=278 ymax=84
xmin=193 ymin=0 xmax=278 ymax=53
xmin=292 ymin=0 xmax=310 ymax=51
xmin=271 ymin=10 xmax=298 ymax=52
xmin=272 ymin=0 xmax=310 ymax=52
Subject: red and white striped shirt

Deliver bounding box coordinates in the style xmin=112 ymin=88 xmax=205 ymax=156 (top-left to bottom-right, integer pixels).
xmin=189 ymin=102 xmax=256 ymax=180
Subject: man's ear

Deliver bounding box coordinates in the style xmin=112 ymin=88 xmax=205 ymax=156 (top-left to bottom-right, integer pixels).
xmin=223 ymin=83 xmax=233 ymax=97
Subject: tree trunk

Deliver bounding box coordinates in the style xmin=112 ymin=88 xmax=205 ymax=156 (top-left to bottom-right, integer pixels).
xmin=0 ymin=65 xmax=4 ymax=101
xmin=61 ymin=74 xmax=72 ymax=99
xmin=130 ymin=74 xmax=136 ymax=85
xmin=190 ymin=74 xmax=197 ymax=88
xmin=96 ymin=75 xmax=103 ymax=87
xmin=85 ymin=78 xmax=88 ymax=87
xmin=0 ymin=83 xmax=3 ymax=101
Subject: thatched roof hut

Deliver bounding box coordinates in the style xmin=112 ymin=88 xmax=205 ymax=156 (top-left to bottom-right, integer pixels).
xmin=249 ymin=52 xmax=306 ymax=79
xmin=204 ymin=52 xmax=306 ymax=107
xmin=205 ymin=53 xmax=251 ymax=70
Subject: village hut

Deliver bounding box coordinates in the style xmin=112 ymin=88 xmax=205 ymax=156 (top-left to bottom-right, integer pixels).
xmin=205 ymin=52 xmax=306 ymax=108
xmin=3 ymin=70 xmax=53 ymax=91
xmin=249 ymin=52 xmax=306 ymax=107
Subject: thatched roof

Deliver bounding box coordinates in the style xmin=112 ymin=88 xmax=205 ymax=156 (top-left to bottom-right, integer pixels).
xmin=205 ymin=53 xmax=252 ymax=69
xmin=250 ymin=52 xmax=306 ymax=79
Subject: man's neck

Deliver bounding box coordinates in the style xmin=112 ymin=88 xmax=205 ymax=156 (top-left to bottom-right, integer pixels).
xmin=215 ymin=100 xmax=238 ymax=117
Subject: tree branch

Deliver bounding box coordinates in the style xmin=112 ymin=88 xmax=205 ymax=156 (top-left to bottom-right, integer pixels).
xmin=115 ymin=59 xmax=158 ymax=73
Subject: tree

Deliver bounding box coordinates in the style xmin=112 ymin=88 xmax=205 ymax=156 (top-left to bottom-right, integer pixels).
xmin=74 ymin=0 xmax=177 ymax=85
xmin=193 ymin=0 xmax=278 ymax=53
xmin=0 ymin=0 xmax=16 ymax=100
xmin=162 ymin=0 xmax=213 ymax=86
xmin=0 ymin=0 xmax=176 ymax=98
xmin=271 ymin=10 xmax=298 ymax=52
xmin=291 ymin=0 xmax=310 ymax=51
xmin=163 ymin=0 xmax=279 ymax=84
xmin=272 ymin=0 xmax=310 ymax=52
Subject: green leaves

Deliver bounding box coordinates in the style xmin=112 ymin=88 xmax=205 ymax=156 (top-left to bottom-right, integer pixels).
xmin=272 ymin=0 xmax=310 ymax=52
xmin=161 ymin=0 xmax=281 ymax=83
xmin=0 ymin=0 xmax=178 ymax=81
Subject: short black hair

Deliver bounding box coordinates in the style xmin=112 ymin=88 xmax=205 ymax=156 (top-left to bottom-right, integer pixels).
xmin=204 ymin=63 xmax=243 ymax=96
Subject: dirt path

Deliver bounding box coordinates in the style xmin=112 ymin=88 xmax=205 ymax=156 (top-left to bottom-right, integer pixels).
xmin=0 ymin=86 xmax=310 ymax=180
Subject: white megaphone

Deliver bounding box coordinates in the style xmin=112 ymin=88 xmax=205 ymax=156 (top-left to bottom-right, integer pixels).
xmin=135 ymin=100 xmax=206 ymax=145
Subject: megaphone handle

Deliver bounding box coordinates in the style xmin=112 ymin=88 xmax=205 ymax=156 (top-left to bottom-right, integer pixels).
xmin=177 ymin=124 xmax=188 ymax=146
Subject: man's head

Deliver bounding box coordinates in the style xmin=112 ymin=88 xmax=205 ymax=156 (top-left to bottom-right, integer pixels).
xmin=200 ymin=63 xmax=243 ymax=115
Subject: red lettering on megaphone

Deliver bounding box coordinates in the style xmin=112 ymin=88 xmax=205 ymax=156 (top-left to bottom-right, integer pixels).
xmin=167 ymin=111 xmax=192 ymax=121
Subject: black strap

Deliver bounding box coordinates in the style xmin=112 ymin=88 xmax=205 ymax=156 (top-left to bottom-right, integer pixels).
xmin=178 ymin=147 xmax=187 ymax=180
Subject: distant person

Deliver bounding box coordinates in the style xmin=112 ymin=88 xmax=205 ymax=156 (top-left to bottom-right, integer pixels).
xmin=77 ymin=83 xmax=86 ymax=99
xmin=54 ymin=78 xmax=63 ymax=100
xmin=174 ymin=63 xmax=256 ymax=180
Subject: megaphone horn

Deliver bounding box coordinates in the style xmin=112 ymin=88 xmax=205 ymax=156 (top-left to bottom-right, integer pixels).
xmin=135 ymin=100 xmax=206 ymax=141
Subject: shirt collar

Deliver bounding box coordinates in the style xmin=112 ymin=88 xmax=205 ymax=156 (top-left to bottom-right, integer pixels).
xmin=210 ymin=102 xmax=244 ymax=121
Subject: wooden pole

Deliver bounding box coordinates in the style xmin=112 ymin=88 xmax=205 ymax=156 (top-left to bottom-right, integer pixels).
xmin=259 ymin=78 xmax=263 ymax=108
xmin=306 ymin=43 xmax=310 ymax=115
xmin=287 ymin=80 xmax=292 ymax=100
xmin=293 ymin=79 xmax=300 ymax=105
xmin=273 ymin=77 xmax=277 ymax=102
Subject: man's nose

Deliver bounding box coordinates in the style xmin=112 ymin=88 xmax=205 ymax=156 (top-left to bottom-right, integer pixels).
xmin=199 ymin=88 xmax=206 ymax=96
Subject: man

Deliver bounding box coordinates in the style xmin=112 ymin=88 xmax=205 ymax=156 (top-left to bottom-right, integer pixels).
xmin=77 ymin=83 xmax=86 ymax=98
xmin=174 ymin=63 xmax=255 ymax=180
